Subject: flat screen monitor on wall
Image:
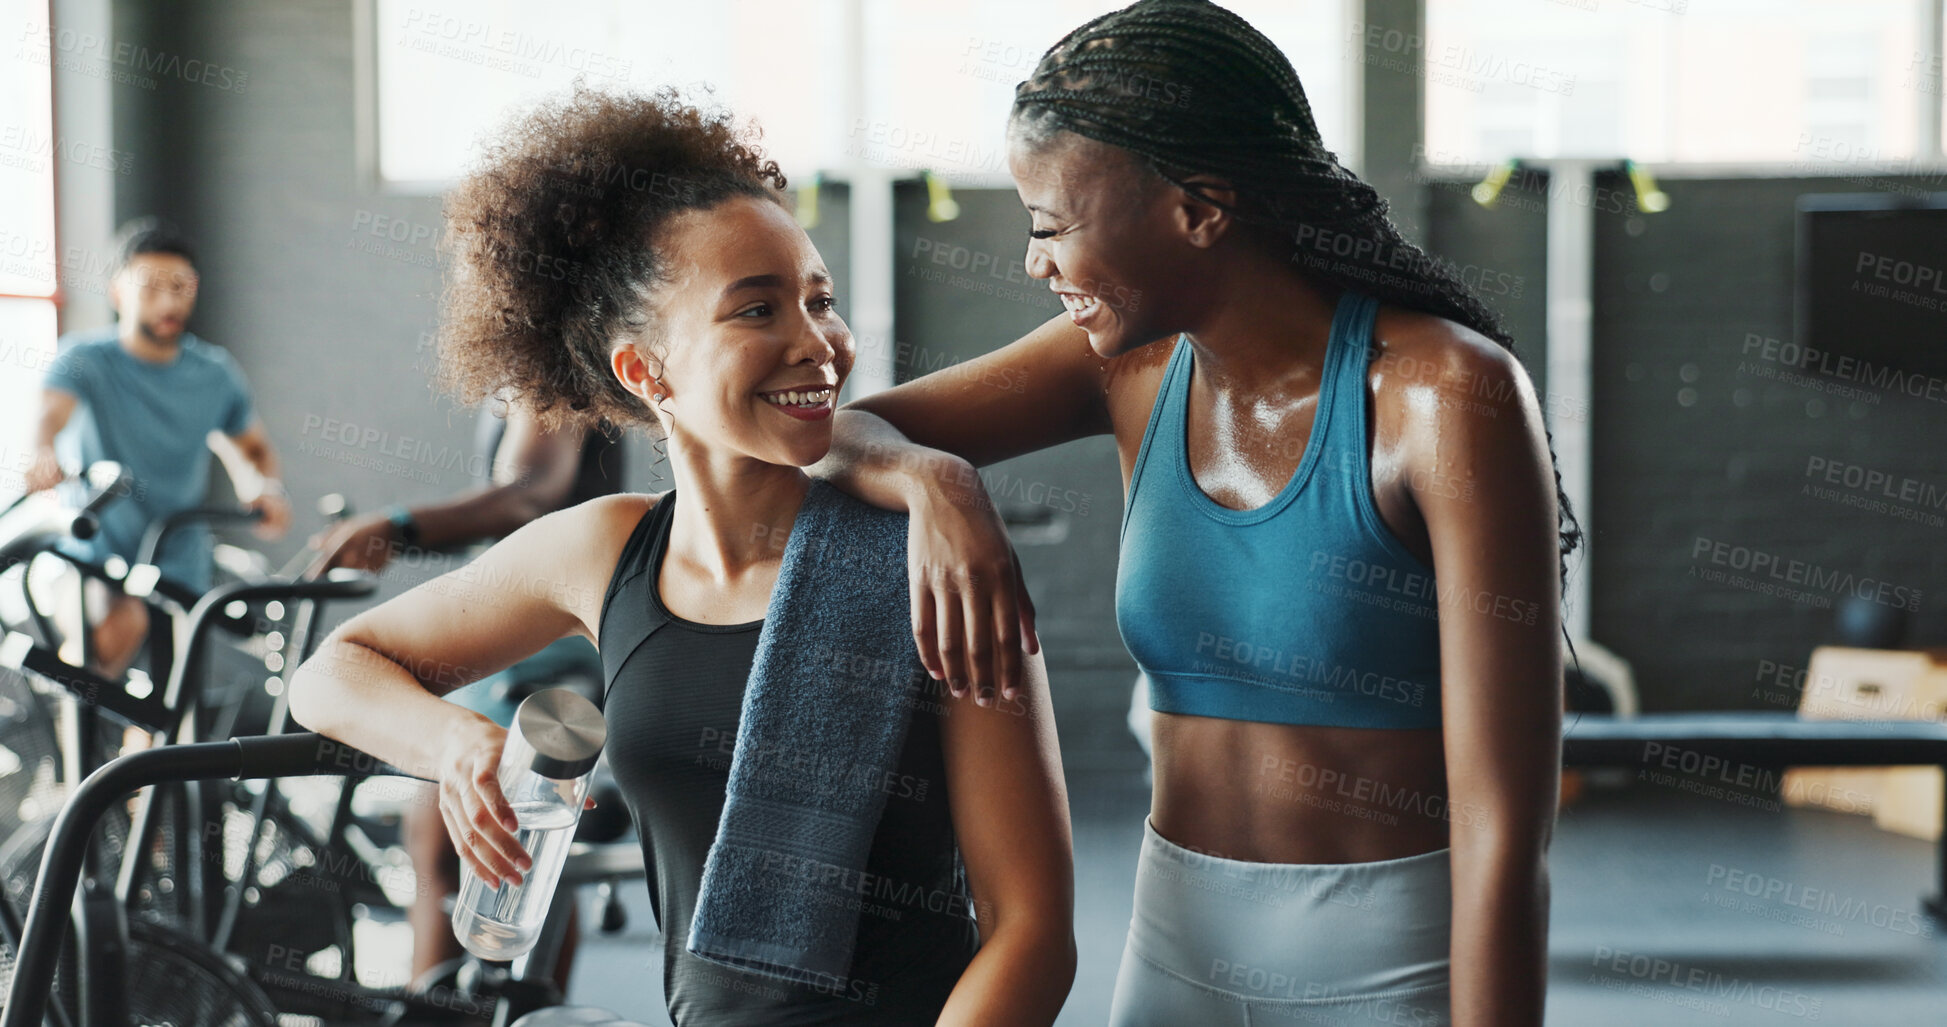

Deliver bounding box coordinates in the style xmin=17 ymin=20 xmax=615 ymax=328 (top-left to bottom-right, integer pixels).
xmin=1795 ymin=193 xmax=1947 ymax=386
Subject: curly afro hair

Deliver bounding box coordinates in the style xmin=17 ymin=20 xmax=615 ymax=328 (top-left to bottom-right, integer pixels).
xmin=436 ymin=84 xmax=787 ymax=433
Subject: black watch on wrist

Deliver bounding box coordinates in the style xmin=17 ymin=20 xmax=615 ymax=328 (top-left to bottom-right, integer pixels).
xmin=385 ymin=505 xmax=422 ymax=547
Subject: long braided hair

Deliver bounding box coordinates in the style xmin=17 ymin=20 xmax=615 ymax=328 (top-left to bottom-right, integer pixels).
xmin=1012 ymin=0 xmax=1587 ymax=662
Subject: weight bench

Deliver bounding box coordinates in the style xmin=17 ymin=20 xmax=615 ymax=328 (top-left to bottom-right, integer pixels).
xmin=1562 ymin=712 xmax=1947 ymax=919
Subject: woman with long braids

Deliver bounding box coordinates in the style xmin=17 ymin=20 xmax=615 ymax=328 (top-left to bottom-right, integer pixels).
xmin=812 ymin=1 xmax=1581 ymax=1023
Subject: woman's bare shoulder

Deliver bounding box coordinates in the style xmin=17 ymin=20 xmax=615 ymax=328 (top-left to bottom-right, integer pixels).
xmin=1368 ymin=306 xmax=1531 ymax=424
xmin=569 ymin=490 xmax=664 ymax=523
xmin=525 ymin=492 xmax=667 ymax=628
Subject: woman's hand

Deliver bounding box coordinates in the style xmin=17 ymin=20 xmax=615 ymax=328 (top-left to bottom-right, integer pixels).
xmin=437 ymin=718 xmax=529 ymax=888
xmin=908 ymin=467 xmax=1041 ymax=706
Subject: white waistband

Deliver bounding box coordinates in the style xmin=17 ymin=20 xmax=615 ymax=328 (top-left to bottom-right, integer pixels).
xmin=1126 ymin=816 xmax=1453 ymax=1005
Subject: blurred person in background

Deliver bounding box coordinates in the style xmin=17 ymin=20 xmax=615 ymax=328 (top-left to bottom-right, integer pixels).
xmin=23 ymin=217 xmax=290 ymax=678
xmin=307 ymin=399 xmax=624 ymax=990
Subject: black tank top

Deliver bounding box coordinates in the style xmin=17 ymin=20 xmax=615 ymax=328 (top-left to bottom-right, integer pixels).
xmin=596 ymin=491 xmax=979 ymax=1025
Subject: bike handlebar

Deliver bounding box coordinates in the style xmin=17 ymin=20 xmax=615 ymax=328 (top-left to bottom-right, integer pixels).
xmin=0 ymin=569 xmax=378 ymax=734
xmin=53 ymin=461 xmax=133 ymax=544
xmin=75 ymin=462 xmax=132 ymax=517
xmin=136 ymin=505 xmax=266 ymax=567
xmin=0 ymin=464 xmax=131 ymax=571
xmin=232 ymin=730 xmax=425 ymax=781
xmin=0 ymin=731 xmax=425 ymax=1027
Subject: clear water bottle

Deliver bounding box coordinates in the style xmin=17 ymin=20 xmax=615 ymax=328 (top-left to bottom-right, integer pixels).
xmin=451 ymin=687 xmax=607 ymax=962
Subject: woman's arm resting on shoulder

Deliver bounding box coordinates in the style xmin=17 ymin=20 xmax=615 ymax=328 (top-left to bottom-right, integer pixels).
xmin=1414 ymin=341 xmax=1562 ymax=1027
xmin=935 ymin=648 xmax=1076 ymax=1027
xmin=808 ymin=314 xmax=1113 ymax=702
xmin=287 ymin=495 xmax=650 ymax=887
xmin=817 ymin=313 xmax=1112 ymax=488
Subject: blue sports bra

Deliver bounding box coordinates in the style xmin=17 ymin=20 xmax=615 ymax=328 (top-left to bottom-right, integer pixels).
xmin=1114 ymin=289 xmax=1444 ymax=730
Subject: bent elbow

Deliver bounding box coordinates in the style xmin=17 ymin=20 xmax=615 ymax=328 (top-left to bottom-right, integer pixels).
xmin=1052 ymin=928 xmax=1078 ymax=988
xmin=285 ymin=663 xmax=324 ymax=733
xmin=1027 ymin=925 xmax=1079 ymax=1020
xmin=285 ymin=640 xmax=354 ymax=735
xmin=1007 ymin=920 xmax=1078 ymax=990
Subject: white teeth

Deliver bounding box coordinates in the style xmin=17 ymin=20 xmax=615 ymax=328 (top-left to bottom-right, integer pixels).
xmin=1060 ymin=293 xmax=1100 ymax=315
xmin=762 ymin=388 xmax=833 ymax=408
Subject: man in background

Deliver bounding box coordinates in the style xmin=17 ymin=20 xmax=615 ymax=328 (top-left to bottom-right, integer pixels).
xmin=23 ymin=218 xmax=290 ymax=676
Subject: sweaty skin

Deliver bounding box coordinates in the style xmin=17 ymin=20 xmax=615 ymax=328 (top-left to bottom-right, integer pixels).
xmin=838 ymin=301 xmax=1532 ymax=865
xmin=815 ymin=129 xmax=1560 ymax=1026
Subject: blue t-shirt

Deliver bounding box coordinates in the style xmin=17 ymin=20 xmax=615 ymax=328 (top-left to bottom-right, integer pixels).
xmin=43 ymin=328 xmax=255 ymax=594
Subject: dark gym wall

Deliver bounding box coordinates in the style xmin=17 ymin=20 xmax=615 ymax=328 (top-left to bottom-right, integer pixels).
xmin=1585 ymin=174 xmax=1947 ymax=712
xmin=1422 ymin=174 xmax=1549 ymax=389
xmin=1429 ymin=168 xmax=1947 ymax=711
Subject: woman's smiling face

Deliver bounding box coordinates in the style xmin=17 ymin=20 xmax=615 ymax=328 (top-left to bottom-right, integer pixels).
xmin=1006 ymin=126 xmax=1203 ymax=359
xmin=620 ymin=194 xmax=855 ymax=469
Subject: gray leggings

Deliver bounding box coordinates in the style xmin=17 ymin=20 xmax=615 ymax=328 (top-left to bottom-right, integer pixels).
xmin=1108 ymin=817 xmax=1453 ymax=1027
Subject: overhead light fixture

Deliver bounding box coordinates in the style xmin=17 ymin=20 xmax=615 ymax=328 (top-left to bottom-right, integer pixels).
xmin=1622 ymin=160 xmax=1670 ymax=213
xmin=1471 ymin=159 xmax=1519 ymax=208
xmin=924 ymin=171 xmax=961 ymax=222
xmin=795 ymin=173 xmax=822 ymax=229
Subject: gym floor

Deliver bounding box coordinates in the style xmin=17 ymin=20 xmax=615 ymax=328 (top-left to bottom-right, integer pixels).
xmin=554 ymin=771 xmax=1947 ymax=1026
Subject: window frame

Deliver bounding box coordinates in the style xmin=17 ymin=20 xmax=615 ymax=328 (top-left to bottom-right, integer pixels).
xmin=1413 ymin=0 xmax=1947 ymax=178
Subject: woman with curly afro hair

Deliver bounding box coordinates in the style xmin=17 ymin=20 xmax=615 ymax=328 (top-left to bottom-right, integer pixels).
xmin=289 ymin=85 xmax=1075 ymax=1026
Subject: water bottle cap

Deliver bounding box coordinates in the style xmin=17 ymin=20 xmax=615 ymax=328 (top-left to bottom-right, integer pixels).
xmin=513 ymin=687 xmax=606 ymax=779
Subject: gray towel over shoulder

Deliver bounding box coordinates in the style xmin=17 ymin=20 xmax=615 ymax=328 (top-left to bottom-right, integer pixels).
xmin=685 ymin=478 xmax=928 ymax=987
